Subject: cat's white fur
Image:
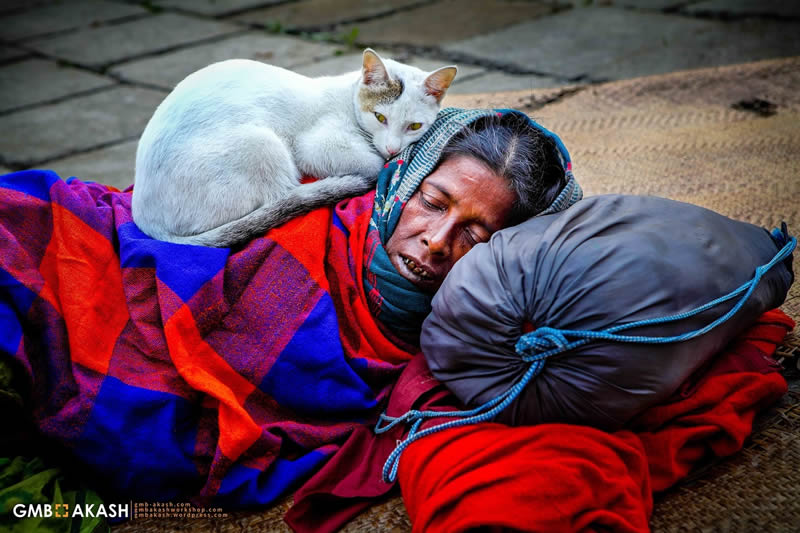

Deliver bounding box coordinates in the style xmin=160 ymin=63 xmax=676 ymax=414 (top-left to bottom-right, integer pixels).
xmin=132 ymin=49 xmax=456 ymax=247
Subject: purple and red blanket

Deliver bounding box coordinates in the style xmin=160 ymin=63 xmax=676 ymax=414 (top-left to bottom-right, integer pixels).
xmin=0 ymin=170 xmax=416 ymax=508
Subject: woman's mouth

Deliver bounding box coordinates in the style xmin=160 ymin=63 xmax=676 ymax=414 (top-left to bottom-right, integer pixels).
xmin=389 ymin=248 xmax=442 ymax=292
xmin=402 ymin=256 xmax=432 ymax=279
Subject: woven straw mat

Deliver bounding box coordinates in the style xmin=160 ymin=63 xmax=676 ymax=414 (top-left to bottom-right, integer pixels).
xmin=115 ymin=57 xmax=800 ymax=533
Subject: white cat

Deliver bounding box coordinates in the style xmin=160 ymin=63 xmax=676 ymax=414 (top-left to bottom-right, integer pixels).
xmin=132 ymin=49 xmax=457 ymax=247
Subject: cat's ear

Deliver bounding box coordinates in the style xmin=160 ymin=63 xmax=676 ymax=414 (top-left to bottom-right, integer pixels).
xmin=362 ymin=48 xmax=390 ymax=86
xmin=424 ymin=66 xmax=458 ymax=103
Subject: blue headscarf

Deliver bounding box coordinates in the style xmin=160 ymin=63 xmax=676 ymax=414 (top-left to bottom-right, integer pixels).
xmin=362 ymin=107 xmax=583 ymax=338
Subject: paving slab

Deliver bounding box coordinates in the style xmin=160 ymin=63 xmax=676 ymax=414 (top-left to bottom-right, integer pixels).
xmin=337 ymin=0 xmax=557 ymax=46
xmin=0 ymin=86 xmax=163 ymax=167
xmin=683 ymin=0 xmax=800 ymax=18
xmin=608 ymin=0 xmax=686 ymax=9
xmin=403 ymin=57 xmax=484 ymax=81
xmin=292 ymin=49 xmax=392 ymax=77
xmin=0 ymin=0 xmax=146 ymax=42
xmin=233 ymin=0 xmax=423 ymax=32
xmin=292 ymin=50 xmax=483 ymax=81
xmin=44 ymin=140 xmax=138 ymax=190
xmin=0 ymin=0 xmax=54 ymax=15
xmin=155 ymin=0 xmax=286 ymax=17
xmin=444 ymin=7 xmax=800 ymax=81
xmin=447 ymin=71 xmax=564 ymax=95
xmin=112 ymin=32 xmax=341 ymax=89
xmin=25 ymin=13 xmax=242 ymax=68
xmin=0 ymin=46 xmax=29 ymax=63
xmin=0 ymin=58 xmax=115 ymax=113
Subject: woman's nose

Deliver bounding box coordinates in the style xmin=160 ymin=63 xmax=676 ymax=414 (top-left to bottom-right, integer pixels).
xmin=424 ymin=222 xmax=452 ymax=257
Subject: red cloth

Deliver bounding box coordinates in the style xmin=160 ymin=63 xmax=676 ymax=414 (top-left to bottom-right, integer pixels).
xmin=397 ymin=309 xmax=793 ymax=533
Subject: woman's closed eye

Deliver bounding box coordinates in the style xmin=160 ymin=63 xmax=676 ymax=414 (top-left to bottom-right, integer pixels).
xmin=463 ymin=229 xmax=478 ymax=246
xmin=464 ymin=227 xmax=489 ymax=247
xmin=420 ymin=192 xmax=446 ymax=212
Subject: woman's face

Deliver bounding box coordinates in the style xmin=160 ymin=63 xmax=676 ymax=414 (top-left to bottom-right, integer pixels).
xmin=385 ymin=155 xmax=516 ymax=293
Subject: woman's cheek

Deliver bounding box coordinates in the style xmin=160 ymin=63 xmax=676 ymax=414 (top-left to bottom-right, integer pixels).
xmin=453 ymin=235 xmax=478 ymax=264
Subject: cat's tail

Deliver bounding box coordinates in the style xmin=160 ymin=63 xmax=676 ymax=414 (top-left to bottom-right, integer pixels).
xmin=164 ymin=174 xmax=376 ymax=248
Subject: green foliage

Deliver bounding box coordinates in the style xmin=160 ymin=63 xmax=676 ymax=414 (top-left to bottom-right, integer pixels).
xmin=264 ymin=20 xmax=283 ymax=34
xmin=340 ymin=27 xmax=360 ymax=47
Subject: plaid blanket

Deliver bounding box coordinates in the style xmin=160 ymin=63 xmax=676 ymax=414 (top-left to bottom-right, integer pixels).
xmin=0 ymin=170 xmax=416 ymax=507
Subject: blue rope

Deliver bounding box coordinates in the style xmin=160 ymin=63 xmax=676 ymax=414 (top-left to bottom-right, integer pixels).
xmin=376 ymin=229 xmax=795 ymax=483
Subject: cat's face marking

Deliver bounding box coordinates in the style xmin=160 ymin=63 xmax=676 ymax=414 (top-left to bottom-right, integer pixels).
xmin=355 ymin=49 xmax=457 ymax=159
xmin=358 ymin=79 xmax=404 ymax=112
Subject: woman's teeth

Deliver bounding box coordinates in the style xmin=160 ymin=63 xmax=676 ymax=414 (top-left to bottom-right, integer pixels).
xmin=402 ymin=257 xmax=431 ymax=279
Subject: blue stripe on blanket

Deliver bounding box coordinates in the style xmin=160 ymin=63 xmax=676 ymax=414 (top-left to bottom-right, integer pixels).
xmin=0 ymin=267 xmax=37 ymax=356
xmin=332 ymin=210 xmax=349 ymax=238
xmin=215 ymin=450 xmax=329 ymax=507
xmin=118 ymin=221 xmax=230 ymax=301
xmin=0 ymin=169 xmax=60 ymax=201
xmin=75 ymin=376 xmax=199 ymax=501
xmin=260 ymin=293 xmax=377 ymax=417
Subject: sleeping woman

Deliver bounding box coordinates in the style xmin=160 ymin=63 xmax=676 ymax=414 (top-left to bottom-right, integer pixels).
xmin=0 ymin=108 xmax=580 ymax=509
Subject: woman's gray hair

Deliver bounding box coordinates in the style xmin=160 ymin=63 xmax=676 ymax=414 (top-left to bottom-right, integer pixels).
xmin=439 ymin=112 xmax=567 ymax=226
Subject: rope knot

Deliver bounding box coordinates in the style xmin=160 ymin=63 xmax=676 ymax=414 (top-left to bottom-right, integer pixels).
xmin=516 ymin=326 xmax=571 ymax=361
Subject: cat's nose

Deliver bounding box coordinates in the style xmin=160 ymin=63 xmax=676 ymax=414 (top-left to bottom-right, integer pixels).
xmin=386 ymin=146 xmax=399 ymax=157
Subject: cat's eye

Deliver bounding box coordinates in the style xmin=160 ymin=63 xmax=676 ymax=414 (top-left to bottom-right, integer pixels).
xmin=407 ymin=122 xmax=423 ymax=131
xmin=374 ymin=112 xmax=387 ymax=124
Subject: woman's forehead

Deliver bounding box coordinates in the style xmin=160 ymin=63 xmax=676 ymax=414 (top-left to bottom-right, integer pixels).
xmin=426 ymin=155 xmax=496 ymax=189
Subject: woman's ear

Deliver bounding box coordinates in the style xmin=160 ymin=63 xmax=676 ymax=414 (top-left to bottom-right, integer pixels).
xmin=362 ymin=48 xmax=390 ymax=85
xmin=424 ymin=66 xmax=458 ymax=102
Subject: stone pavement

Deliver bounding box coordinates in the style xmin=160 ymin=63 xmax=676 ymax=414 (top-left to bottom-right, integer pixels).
xmin=1 ymin=0 xmax=799 ymax=189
